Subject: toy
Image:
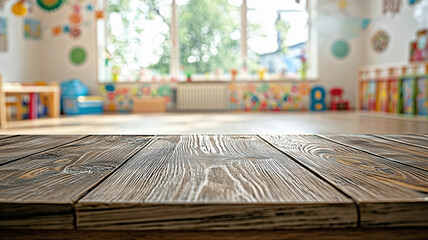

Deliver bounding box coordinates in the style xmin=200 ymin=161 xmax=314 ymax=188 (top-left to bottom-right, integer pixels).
xmin=330 ymin=87 xmax=350 ymax=110
xmin=310 ymin=85 xmax=326 ymax=111
xmin=230 ymin=68 xmax=238 ymax=81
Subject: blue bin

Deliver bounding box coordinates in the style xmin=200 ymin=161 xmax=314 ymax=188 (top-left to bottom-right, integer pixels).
xmin=61 ymin=79 xmax=103 ymax=115
xmin=63 ymin=96 xmax=103 ymax=115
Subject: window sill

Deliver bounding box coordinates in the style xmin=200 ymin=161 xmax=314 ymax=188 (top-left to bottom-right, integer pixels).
xmin=98 ymin=77 xmax=319 ymax=84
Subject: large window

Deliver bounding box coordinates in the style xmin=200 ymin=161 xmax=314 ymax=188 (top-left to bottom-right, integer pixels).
xmin=99 ymin=0 xmax=311 ymax=82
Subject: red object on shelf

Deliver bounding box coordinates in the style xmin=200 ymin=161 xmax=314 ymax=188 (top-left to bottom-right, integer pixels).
xmin=330 ymin=87 xmax=350 ymax=110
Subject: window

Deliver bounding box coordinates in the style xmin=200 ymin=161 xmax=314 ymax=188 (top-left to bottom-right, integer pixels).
xmin=247 ymin=0 xmax=308 ymax=77
xmin=99 ymin=0 xmax=312 ymax=82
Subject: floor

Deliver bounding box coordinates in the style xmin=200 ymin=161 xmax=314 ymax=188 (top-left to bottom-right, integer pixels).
xmin=0 ymin=111 xmax=427 ymax=134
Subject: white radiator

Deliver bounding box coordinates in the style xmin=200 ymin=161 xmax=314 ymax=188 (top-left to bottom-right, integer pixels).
xmin=177 ymin=83 xmax=228 ymax=111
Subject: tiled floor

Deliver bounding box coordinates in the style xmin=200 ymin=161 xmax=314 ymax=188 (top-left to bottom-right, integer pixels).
xmin=1 ymin=111 xmax=427 ymax=134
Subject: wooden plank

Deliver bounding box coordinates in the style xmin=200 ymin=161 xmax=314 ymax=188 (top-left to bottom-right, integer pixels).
xmin=260 ymin=135 xmax=428 ymax=227
xmin=0 ymin=135 xmax=153 ymax=229
xmin=0 ymin=135 xmax=15 ymax=140
xmin=319 ymin=134 xmax=428 ymax=171
xmin=77 ymin=135 xmax=356 ymax=230
xmin=0 ymin=135 xmax=86 ymax=166
xmin=375 ymin=134 xmax=428 ymax=149
xmin=2 ymin=228 xmax=428 ymax=240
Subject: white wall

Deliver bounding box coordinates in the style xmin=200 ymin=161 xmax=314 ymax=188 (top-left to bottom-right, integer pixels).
xmin=314 ymin=0 xmax=366 ymax=107
xmin=363 ymin=0 xmax=428 ymax=65
xmin=41 ymin=5 xmax=98 ymax=94
xmin=0 ymin=3 xmax=43 ymax=83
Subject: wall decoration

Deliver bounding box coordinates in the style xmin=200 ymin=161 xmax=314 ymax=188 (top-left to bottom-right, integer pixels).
xmin=371 ymin=30 xmax=390 ymax=53
xmin=86 ymin=3 xmax=93 ymax=12
xmin=361 ymin=18 xmax=371 ymax=30
xmin=69 ymin=26 xmax=81 ymax=38
xmin=338 ymin=0 xmax=348 ymax=11
xmin=100 ymin=83 xmax=173 ymax=112
xmin=12 ymin=0 xmax=28 ymax=16
xmin=408 ymin=0 xmax=420 ymax=5
xmin=0 ymin=17 xmax=7 ymax=52
xmin=95 ymin=10 xmax=104 ymax=20
xmin=63 ymin=25 xmax=70 ymax=33
xmin=70 ymin=46 xmax=86 ymax=65
xmin=37 ymin=0 xmax=63 ymax=11
xmin=409 ymin=29 xmax=427 ymax=62
xmin=52 ymin=26 xmax=61 ymax=36
xmin=69 ymin=12 xmax=82 ymax=25
xmin=331 ymin=39 xmax=349 ymax=59
xmin=310 ymin=86 xmax=326 ymax=111
xmin=229 ymin=83 xmax=311 ymax=111
xmin=24 ymin=18 xmax=41 ymax=40
xmin=383 ymin=0 xmax=402 ymax=15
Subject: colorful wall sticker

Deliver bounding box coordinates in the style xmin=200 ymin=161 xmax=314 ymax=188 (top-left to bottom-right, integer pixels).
xmin=331 ymin=39 xmax=350 ymax=59
xmin=24 ymin=18 xmax=42 ymax=40
xmin=37 ymin=0 xmax=63 ymax=11
xmin=12 ymin=0 xmax=28 ymax=16
xmin=371 ymin=30 xmax=390 ymax=53
xmin=70 ymin=46 xmax=87 ymax=65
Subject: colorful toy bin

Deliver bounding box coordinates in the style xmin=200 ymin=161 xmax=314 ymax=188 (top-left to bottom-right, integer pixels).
xmin=61 ymin=79 xmax=103 ymax=115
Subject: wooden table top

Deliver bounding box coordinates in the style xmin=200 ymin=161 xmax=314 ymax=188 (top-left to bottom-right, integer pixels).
xmin=0 ymin=134 xmax=427 ymax=234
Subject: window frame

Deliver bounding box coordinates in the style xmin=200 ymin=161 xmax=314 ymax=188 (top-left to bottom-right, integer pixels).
xmin=97 ymin=0 xmax=317 ymax=83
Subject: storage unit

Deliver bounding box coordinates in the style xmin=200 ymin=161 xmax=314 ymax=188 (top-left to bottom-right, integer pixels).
xmin=63 ymin=96 xmax=103 ymax=115
xmin=357 ymin=62 xmax=428 ymax=119
xmin=132 ymin=98 xmax=166 ymax=113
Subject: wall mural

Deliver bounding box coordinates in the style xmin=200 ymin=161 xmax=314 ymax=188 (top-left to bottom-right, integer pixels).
xmin=100 ymin=82 xmax=327 ymax=112
xmin=229 ymin=82 xmax=312 ymax=111
xmin=99 ymin=84 xmax=173 ymax=112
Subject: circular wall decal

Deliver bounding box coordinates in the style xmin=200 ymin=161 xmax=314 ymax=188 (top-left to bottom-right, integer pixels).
xmin=371 ymin=30 xmax=390 ymax=53
xmin=70 ymin=47 xmax=86 ymax=65
xmin=37 ymin=0 xmax=63 ymax=11
xmin=331 ymin=39 xmax=350 ymax=58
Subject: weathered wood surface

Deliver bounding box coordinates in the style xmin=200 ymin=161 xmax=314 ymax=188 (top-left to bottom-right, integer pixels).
xmin=319 ymin=134 xmax=428 ymax=171
xmin=77 ymin=135 xmax=356 ymax=230
xmin=0 ymin=135 xmax=85 ymax=166
xmin=2 ymin=228 xmax=428 ymax=240
xmin=0 ymin=135 xmax=15 ymax=140
xmin=260 ymin=135 xmax=428 ymax=227
xmin=375 ymin=134 xmax=428 ymax=149
xmin=0 ymin=135 xmax=153 ymax=229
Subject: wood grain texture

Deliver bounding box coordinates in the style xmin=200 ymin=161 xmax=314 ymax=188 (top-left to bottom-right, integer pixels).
xmin=2 ymin=228 xmax=428 ymax=240
xmin=375 ymin=134 xmax=428 ymax=149
xmin=0 ymin=135 xmax=153 ymax=229
xmin=0 ymin=135 xmax=15 ymax=140
xmin=260 ymin=135 xmax=428 ymax=227
xmin=319 ymin=134 xmax=428 ymax=171
xmin=0 ymin=135 xmax=86 ymax=166
xmin=77 ymin=135 xmax=356 ymax=230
